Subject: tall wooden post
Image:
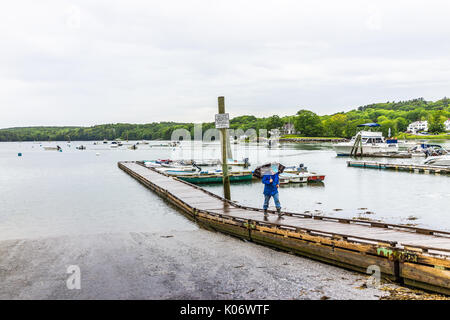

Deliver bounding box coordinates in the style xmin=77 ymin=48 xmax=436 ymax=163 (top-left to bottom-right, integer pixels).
xmin=218 ymin=96 xmax=231 ymax=200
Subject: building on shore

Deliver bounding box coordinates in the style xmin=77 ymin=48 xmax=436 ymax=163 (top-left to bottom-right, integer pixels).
xmin=281 ymin=122 xmax=296 ymax=135
xmin=445 ymin=119 xmax=450 ymax=131
xmin=407 ymin=120 xmax=428 ymax=134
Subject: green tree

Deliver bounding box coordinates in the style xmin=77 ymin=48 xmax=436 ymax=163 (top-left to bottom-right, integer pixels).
xmin=395 ymin=117 xmax=408 ymax=132
xmin=265 ymin=115 xmax=283 ymax=132
xmin=322 ymin=114 xmax=347 ymax=137
xmin=428 ymin=111 xmax=446 ymax=133
xmin=294 ymin=110 xmax=324 ymax=137
xmin=378 ymin=120 xmax=398 ymax=137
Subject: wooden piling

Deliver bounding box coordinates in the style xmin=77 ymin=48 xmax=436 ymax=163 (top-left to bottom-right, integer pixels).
xmin=218 ymin=96 xmax=231 ymax=200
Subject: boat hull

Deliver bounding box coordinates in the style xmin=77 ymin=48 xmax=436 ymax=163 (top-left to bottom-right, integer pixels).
xmin=178 ymin=174 xmax=253 ymax=184
xmin=423 ymin=156 xmax=450 ymax=167
xmin=333 ymin=144 xmax=398 ymax=156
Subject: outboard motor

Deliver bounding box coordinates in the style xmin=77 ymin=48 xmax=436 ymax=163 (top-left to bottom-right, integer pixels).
xmin=243 ymin=158 xmax=250 ymax=167
xmin=192 ymin=161 xmax=202 ymax=172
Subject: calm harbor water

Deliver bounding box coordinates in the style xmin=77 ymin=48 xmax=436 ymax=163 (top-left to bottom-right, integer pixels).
xmin=1 ymin=140 xmax=449 ymax=241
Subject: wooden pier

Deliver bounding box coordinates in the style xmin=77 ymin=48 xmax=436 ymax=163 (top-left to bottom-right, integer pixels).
xmin=347 ymin=160 xmax=450 ymax=175
xmin=119 ymin=161 xmax=450 ymax=295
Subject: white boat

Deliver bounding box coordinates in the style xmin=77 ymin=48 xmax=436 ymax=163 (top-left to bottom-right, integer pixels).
xmin=410 ymin=144 xmax=447 ymax=157
xmin=149 ymin=141 xmax=180 ymax=148
xmin=43 ymin=145 xmax=62 ymax=151
xmin=279 ymin=175 xmax=290 ymax=184
xmin=226 ymin=158 xmax=250 ymax=167
xmin=423 ymin=155 xmax=450 ymax=167
xmin=283 ymin=164 xmax=325 ymax=182
xmin=156 ymin=166 xmax=198 ymax=173
xmin=333 ymin=131 xmax=398 ymax=156
xmin=279 ymin=173 xmax=306 ymax=183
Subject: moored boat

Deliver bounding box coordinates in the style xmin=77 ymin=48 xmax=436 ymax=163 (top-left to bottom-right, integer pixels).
xmin=423 ymin=155 xmax=450 ymax=167
xmin=175 ymin=172 xmax=253 ymax=184
xmin=409 ymin=144 xmax=448 ymax=157
xmin=226 ymin=158 xmax=250 ymax=167
xmin=333 ymin=123 xmax=398 ymax=156
xmin=279 ymin=173 xmax=306 ymax=183
xmin=333 ymin=130 xmax=398 ymax=156
xmin=283 ymin=164 xmax=325 ymax=182
xmin=43 ymin=145 xmax=62 ymax=151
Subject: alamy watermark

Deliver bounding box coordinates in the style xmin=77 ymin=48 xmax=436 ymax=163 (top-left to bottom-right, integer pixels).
xmin=168 ymin=124 xmax=282 ymax=164
xmin=66 ymin=265 xmax=81 ymax=290
xmin=366 ymin=265 xmax=381 ymax=288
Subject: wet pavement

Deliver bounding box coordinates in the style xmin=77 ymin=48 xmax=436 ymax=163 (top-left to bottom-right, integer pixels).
xmin=0 ymin=229 xmax=395 ymax=300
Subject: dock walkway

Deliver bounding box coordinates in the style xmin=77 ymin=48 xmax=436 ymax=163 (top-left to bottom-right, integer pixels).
xmin=119 ymin=161 xmax=450 ymax=295
xmin=348 ymin=160 xmax=450 ymax=175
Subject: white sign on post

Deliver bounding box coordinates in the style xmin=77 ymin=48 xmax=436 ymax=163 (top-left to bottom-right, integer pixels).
xmin=215 ymin=113 xmax=230 ymax=129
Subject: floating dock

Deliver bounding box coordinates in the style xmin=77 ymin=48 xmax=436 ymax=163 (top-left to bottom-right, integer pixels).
xmin=347 ymin=160 xmax=450 ymax=175
xmin=338 ymin=153 xmax=412 ymax=159
xmin=119 ymin=161 xmax=450 ymax=295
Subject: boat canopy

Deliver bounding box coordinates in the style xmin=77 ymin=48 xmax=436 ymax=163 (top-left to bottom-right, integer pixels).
xmin=357 ymin=123 xmax=381 ymax=127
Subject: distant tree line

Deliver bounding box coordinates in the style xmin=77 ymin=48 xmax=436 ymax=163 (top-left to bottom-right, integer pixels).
xmin=1 ymin=97 xmax=449 ymax=141
xmin=294 ymin=97 xmax=450 ymax=137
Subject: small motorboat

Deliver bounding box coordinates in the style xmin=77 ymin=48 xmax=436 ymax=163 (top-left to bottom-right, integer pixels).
xmin=279 ymin=173 xmax=305 ymax=183
xmin=227 ymin=158 xmax=250 ymax=167
xmin=173 ymin=171 xmax=253 ymax=184
xmin=76 ymin=145 xmax=86 ymax=150
xmin=283 ymin=164 xmax=326 ymax=182
xmin=413 ymin=144 xmax=447 ymax=157
xmin=43 ymin=145 xmax=62 ymax=151
xmin=423 ymin=155 xmax=450 ymax=167
xmin=179 ymin=159 xmax=221 ymax=167
xmin=157 ymin=166 xmax=198 ymax=173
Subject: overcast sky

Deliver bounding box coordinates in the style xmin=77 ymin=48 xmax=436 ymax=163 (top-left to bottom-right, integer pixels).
xmin=1 ymin=0 xmax=450 ymax=128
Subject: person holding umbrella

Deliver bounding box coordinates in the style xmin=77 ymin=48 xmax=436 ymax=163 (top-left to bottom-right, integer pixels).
xmin=255 ymin=163 xmax=283 ymax=219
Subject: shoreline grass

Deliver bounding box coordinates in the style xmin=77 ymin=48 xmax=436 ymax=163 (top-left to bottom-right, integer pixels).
xmin=397 ymin=133 xmax=450 ymax=140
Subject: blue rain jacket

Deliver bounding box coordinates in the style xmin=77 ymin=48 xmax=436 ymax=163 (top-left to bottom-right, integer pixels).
xmin=262 ymin=173 xmax=279 ymax=196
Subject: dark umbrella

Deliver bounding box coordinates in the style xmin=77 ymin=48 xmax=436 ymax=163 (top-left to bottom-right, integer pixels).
xmin=252 ymin=162 xmax=285 ymax=178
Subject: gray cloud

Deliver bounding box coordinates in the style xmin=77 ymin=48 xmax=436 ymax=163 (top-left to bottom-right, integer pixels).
xmin=1 ymin=0 xmax=450 ymax=128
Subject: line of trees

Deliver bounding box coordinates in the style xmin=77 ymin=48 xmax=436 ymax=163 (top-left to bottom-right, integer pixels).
xmin=1 ymin=97 xmax=449 ymax=141
xmin=293 ymin=97 xmax=450 ymax=137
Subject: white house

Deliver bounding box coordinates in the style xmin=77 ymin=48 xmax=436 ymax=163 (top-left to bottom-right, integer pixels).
xmin=281 ymin=122 xmax=296 ymax=135
xmin=407 ymin=121 xmax=428 ymax=134
xmin=445 ymin=119 xmax=450 ymax=131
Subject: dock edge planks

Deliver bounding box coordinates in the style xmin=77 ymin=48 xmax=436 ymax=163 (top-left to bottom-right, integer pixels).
xmin=119 ymin=161 xmax=450 ymax=295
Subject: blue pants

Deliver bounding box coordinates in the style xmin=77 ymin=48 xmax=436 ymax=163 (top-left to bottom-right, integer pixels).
xmin=263 ymin=193 xmax=281 ymax=210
